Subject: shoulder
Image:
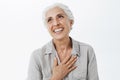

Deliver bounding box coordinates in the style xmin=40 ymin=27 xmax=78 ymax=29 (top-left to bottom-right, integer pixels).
xmin=74 ymin=40 xmax=96 ymax=60
xmin=80 ymin=42 xmax=94 ymax=51
xmin=73 ymin=39 xmax=95 ymax=56
xmin=79 ymin=41 xmax=94 ymax=54
xmin=74 ymin=39 xmax=94 ymax=50
xmin=77 ymin=40 xmax=95 ymax=57
xmin=31 ymin=41 xmax=51 ymax=58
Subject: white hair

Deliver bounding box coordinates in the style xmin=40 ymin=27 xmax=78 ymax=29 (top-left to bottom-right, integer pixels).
xmin=42 ymin=3 xmax=74 ymax=27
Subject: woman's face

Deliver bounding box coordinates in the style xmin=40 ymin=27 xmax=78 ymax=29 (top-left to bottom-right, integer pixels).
xmin=45 ymin=7 xmax=73 ymax=40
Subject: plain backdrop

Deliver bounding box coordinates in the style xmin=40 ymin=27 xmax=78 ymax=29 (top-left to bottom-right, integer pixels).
xmin=0 ymin=0 xmax=120 ymax=80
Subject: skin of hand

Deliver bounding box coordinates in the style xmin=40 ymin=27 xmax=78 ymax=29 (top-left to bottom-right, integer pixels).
xmin=50 ymin=55 xmax=77 ymax=80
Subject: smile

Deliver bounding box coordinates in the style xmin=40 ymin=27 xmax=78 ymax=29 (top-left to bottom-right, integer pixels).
xmin=54 ymin=28 xmax=63 ymax=33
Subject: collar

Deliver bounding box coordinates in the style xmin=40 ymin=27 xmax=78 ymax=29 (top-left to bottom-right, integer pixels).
xmin=44 ymin=37 xmax=80 ymax=57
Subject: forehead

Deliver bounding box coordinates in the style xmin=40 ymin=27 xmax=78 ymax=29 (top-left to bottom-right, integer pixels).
xmin=45 ymin=7 xmax=66 ymax=18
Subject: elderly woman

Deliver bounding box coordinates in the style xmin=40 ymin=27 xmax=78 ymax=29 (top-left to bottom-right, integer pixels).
xmin=27 ymin=3 xmax=99 ymax=80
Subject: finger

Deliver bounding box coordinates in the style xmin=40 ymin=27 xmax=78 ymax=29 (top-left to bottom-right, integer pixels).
xmin=61 ymin=55 xmax=71 ymax=64
xmin=53 ymin=57 xmax=58 ymax=67
xmin=67 ymin=57 xmax=77 ymax=69
xmin=66 ymin=58 xmax=77 ymax=69
xmin=68 ymin=66 xmax=77 ymax=72
xmin=66 ymin=56 xmax=77 ymax=68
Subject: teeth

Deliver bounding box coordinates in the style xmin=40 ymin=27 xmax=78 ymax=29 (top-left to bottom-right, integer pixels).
xmin=54 ymin=28 xmax=63 ymax=33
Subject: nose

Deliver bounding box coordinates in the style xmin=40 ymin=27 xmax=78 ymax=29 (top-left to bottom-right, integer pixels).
xmin=53 ymin=19 xmax=59 ymax=26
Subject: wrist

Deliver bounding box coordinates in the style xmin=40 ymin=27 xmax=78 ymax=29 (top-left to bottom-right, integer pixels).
xmin=50 ymin=76 xmax=62 ymax=80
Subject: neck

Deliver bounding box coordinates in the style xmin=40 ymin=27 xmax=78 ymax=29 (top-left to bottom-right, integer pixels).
xmin=53 ymin=37 xmax=72 ymax=52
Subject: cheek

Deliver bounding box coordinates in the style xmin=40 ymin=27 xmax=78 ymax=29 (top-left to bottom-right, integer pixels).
xmin=65 ymin=21 xmax=71 ymax=28
xmin=47 ymin=26 xmax=53 ymax=34
xmin=46 ymin=24 xmax=52 ymax=29
xmin=61 ymin=20 xmax=68 ymax=26
xmin=63 ymin=19 xmax=71 ymax=25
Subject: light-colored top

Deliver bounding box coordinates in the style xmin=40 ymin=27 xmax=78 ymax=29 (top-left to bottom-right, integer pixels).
xmin=27 ymin=38 xmax=99 ymax=80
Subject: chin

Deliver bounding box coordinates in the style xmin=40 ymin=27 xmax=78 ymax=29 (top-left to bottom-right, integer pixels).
xmin=53 ymin=36 xmax=65 ymax=41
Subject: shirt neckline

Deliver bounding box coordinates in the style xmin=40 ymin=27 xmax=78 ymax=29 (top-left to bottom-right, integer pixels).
xmin=45 ymin=37 xmax=80 ymax=57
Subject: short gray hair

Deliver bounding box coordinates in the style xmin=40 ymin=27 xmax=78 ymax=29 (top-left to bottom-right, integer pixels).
xmin=42 ymin=3 xmax=74 ymax=26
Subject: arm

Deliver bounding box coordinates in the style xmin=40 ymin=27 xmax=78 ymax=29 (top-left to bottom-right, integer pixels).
xmin=27 ymin=51 xmax=42 ymax=80
xmin=87 ymin=46 xmax=99 ymax=80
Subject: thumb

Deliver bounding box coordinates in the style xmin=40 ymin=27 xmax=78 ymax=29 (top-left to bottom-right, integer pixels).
xmin=53 ymin=57 xmax=58 ymax=67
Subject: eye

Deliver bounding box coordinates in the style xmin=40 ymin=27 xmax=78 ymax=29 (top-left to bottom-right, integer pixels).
xmin=47 ymin=17 xmax=52 ymax=22
xmin=58 ymin=14 xmax=64 ymax=19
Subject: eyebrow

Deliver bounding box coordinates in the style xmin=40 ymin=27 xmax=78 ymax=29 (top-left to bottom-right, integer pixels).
xmin=45 ymin=12 xmax=67 ymax=21
xmin=48 ymin=12 xmax=66 ymax=17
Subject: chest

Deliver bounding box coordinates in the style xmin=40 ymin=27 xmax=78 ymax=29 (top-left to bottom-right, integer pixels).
xmin=41 ymin=53 xmax=88 ymax=80
xmin=57 ymin=49 xmax=72 ymax=62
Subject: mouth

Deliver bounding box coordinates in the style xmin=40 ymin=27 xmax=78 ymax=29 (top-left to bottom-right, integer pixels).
xmin=53 ymin=28 xmax=64 ymax=33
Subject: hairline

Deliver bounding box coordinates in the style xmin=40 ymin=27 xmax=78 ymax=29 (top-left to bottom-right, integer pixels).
xmin=43 ymin=3 xmax=74 ymax=27
xmin=45 ymin=7 xmax=69 ymax=21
